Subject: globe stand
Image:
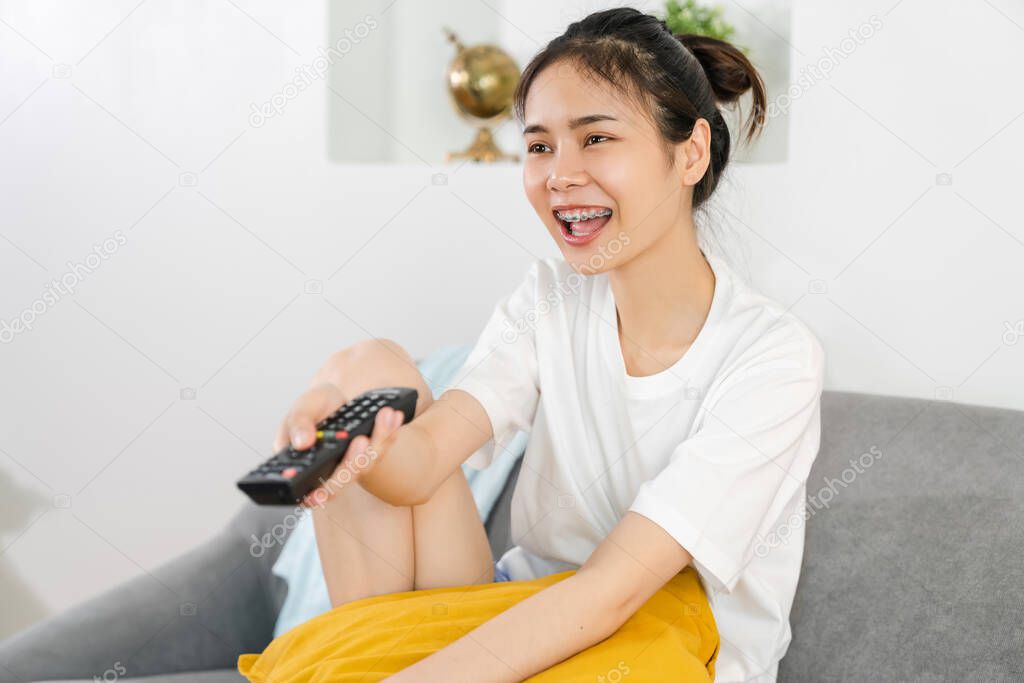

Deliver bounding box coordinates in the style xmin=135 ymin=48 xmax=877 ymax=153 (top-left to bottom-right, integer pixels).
xmin=446 ymin=127 xmax=519 ymax=163
xmin=443 ymin=27 xmax=521 ymax=165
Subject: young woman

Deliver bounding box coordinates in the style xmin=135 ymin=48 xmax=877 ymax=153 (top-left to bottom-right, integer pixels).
xmin=270 ymin=7 xmax=824 ymax=682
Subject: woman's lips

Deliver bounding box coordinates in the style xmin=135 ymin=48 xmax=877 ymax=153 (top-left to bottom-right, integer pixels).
xmin=556 ymin=212 xmax=612 ymax=246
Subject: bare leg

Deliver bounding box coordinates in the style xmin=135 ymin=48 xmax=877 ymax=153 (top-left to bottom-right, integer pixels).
xmin=413 ymin=460 xmax=495 ymax=590
xmin=309 ymin=338 xmax=494 ymax=608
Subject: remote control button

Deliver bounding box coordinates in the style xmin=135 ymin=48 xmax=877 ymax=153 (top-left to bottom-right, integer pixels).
xmin=335 ymin=430 xmax=349 ymax=439
xmin=281 ymin=467 xmax=299 ymax=479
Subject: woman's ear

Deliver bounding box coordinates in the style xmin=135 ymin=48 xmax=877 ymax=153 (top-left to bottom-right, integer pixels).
xmin=676 ymin=118 xmax=712 ymax=188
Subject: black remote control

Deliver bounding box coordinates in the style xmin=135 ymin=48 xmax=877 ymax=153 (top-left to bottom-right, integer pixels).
xmin=237 ymin=387 xmax=418 ymax=505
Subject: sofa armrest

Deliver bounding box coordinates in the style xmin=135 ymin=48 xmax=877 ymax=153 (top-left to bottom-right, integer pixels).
xmin=0 ymin=502 xmax=295 ymax=683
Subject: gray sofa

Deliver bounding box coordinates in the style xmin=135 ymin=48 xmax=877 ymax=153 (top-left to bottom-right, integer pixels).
xmin=2 ymin=391 xmax=1022 ymax=682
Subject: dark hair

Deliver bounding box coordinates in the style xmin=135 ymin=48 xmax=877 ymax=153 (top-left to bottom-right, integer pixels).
xmin=513 ymin=7 xmax=767 ymax=209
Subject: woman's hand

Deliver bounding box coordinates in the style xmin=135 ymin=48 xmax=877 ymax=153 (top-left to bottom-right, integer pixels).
xmin=272 ymin=380 xmax=405 ymax=508
xmin=272 ymin=380 xmax=346 ymax=453
xmin=302 ymin=405 xmax=405 ymax=507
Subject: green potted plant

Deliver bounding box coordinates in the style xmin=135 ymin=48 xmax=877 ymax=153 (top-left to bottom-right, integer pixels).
xmin=663 ymin=0 xmax=743 ymax=50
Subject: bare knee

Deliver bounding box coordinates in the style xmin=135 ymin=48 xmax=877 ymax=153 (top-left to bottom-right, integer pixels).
xmin=330 ymin=338 xmax=433 ymax=415
xmin=333 ymin=337 xmax=411 ymax=369
xmin=357 ymin=337 xmax=413 ymax=362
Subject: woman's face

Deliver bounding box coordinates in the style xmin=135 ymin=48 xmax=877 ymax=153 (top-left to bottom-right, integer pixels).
xmin=522 ymin=60 xmax=709 ymax=275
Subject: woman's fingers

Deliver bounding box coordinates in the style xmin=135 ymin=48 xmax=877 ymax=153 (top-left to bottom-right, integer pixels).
xmin=299 ymin=408 xmax=402 ymax=509
xmin=300 ymin=434 xmax=369 ymax=508
xmin=365 ymin=407 xmax=400 ymax=465
xmin=272 ymin=420 xmax=290 ymax=453
xmin=275 ymin=382 xmax=345 ymax=452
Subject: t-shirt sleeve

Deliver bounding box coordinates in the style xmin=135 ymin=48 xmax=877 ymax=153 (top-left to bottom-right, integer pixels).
xmin=448 ymin=261 xmax=542 ymax=470
xmin=627 ymin=326 xmax=825 ymax=594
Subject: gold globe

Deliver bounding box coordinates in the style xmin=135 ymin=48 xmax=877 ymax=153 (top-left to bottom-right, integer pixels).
xmin=443 ymin=28 xmax=520 ymax=163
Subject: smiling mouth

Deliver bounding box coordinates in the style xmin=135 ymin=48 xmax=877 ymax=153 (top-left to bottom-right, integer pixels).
xmin=553 ymin=209 xmax=614 ymax=236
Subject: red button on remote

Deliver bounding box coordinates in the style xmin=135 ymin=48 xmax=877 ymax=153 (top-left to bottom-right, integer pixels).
xmin=335 ymin=430 xmax=349 ymax=439
xmin=282 ymin=467 xmax=298 ymax=479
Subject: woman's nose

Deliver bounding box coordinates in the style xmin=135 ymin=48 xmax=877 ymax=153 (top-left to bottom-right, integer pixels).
xmin=546 ymin=165 xmax=588 ymax=192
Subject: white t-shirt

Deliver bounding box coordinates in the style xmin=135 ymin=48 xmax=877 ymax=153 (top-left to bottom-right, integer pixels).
xmin=449 ymin=253 xmax=825 ymax=683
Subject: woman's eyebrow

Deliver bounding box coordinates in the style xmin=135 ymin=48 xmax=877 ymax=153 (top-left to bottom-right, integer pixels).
xmin=522 ymin=114 xmax=618 ymax=136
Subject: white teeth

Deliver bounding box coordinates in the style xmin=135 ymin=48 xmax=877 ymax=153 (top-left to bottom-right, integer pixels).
xmin=556 ymin=208 xmax=612 ymax=222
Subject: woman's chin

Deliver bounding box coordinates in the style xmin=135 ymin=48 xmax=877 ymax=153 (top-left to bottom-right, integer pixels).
xmin=561 ymin=252 xmax=613 ymax=276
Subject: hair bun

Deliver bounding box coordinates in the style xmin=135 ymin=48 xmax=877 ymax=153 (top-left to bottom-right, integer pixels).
xmin=676 ymin=33 xmax=767 ymax=142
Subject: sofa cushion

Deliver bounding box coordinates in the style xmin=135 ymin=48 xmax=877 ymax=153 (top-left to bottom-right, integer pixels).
xmin=778 ymin=391 xmax=1024 ymax=681
xmin=33 ymin=672 xmax=245 ymax=683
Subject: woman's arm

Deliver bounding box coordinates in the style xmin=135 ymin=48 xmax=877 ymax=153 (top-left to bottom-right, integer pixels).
xmin=385 ymin=511 xmax=694 ymax=682
xmin=278 ymin=343 xmax=494 ymax=507
xmin=355 ymin=387 xmax=493 ymax=506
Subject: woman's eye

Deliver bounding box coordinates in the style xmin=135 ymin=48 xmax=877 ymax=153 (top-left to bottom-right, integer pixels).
xmin=528 ymin=136 xmax=608 ymax=154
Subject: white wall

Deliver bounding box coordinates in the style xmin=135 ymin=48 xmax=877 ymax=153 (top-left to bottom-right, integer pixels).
xmin=1 ymin=0 xmax=1022 ymax=638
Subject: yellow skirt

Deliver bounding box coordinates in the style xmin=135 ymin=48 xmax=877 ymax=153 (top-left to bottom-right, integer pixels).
xmin=238 ymin=566 xmax=718 ymax=682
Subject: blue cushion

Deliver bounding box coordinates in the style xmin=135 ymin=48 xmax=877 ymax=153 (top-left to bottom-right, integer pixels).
xmin=270 ymin=344 xmax=528 ymax=637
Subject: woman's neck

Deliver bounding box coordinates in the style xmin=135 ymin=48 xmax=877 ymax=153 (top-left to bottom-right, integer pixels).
xmin=606 ymin=219 xmax=715 ymax=378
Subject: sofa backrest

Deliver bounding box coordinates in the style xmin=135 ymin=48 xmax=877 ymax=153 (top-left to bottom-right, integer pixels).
xmin=779 ymin=391 xmax=1023 ymax=681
